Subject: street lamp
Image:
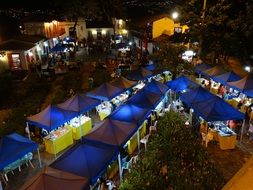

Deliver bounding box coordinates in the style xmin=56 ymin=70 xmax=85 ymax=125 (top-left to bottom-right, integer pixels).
xmin=172 ymin=11 xmax=179 ymax=20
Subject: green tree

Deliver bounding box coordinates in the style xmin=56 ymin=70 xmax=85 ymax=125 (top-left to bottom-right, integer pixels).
xmin=148 ymin=43 xmax=194 ymax=77
xmin=120 ymin=111 xmax=225 ymax=190
xmin=178 ymin=0 xmax=253 ymax=61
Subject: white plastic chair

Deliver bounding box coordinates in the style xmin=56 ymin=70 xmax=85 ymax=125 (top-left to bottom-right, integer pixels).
xmin=140 ymin=134 xmax=150 ymax=151
xmin=121 ymin=157 xmax=134 ymax=176
xmin=201 ymin=132 xmax=213 ymax=147
xmin=164 ymin=104 xmax=171 ymax=112
xmin=149 ymin=120 xmax=158 ymax=134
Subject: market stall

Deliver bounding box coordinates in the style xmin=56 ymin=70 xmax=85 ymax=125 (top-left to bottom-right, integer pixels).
xmin=44 ymin=126 xmax=73 ymax=154
xmin=194 ymin=63 xmax=212 ymax=77
xmin=50 ymin=142 xmax=119 ymax=185
xmin=82 ymin=118 xmax=138 ymax=181
xmin=27 ymin=105 xmax=77 ymax=156
xmin=126 ymin=67 xmax=153 ymax=81
xmin=201 ymin=65 xmax=226 ymax=79
xmin=179 ymin=85 xmax=245 ymax=147
xmin=0 ymin=133 xmax=41 ymax=185
xmin=166 ymin=75 xmax=199 ymax=93
xmin=110 ymin=76 xmax=137 ymax=90
xmin=209 ymin=122 xmax=237 ymax=150
xmin=20 ymin=167 xmax=89 ymax=190
xmin=127 ymin=88 xmax=163 ymax=110
xmin=145 ymin=80 xmax=169 ymax=95
xmin=96 ymin=101 xmax=113 ymax=120
xmin=57 ymin=93 xmax=99 ymax=139
xmin=66 ymin=115 xmax=92 ymax=140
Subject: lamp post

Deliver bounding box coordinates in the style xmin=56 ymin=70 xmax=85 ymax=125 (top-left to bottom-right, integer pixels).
xmin=202 ymin=0 xmax=207 ymax=23
xmin=172 ymin=11 xmax=179 ymax=20
xmin=198 ymin=0 xmax=207 ymax=56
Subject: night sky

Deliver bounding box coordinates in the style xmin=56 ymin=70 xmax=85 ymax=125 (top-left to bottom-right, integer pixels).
xmin=1 ymin=0 xmax=52 ymax=9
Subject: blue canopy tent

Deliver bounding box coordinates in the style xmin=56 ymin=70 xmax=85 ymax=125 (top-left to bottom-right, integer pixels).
xmin=83 ymin=118 xmax=138 ymax=148
xmin=63 ymin=37 xmax=75 ymax=43
xmin=144 ymin=80 xmax=169 ymax=95
xmin=109 ymin=102 xmax=151 ymax=125
xmin=227 ymin=76 xmax=253 ymax=98
xmin=20 ymin=167 xmax=90 ymax=190
xmin=179 ymin=86 xmax=216 ymax=107
xmin=126 ymin=67 xmax=153 ymax=81
xmin=86 ymin=83 xmax=124 ymax=101
xmin=110 ymin=76 xmax=137 ymax=90
xmin=144 ymin=64 xmax=156 ymax=71
xmin=212 ymin=71 xmax=242 ymax=86
xmin=82 ymin=118 xmax=138 ymax=181
xmin=116 ymin=42 xmax=129 ymax=49
xmin=201 ymin=66 xmax=226 ymax=78
xmin=194 ymin=63 xmax=212 ymax=75
xmin=0 ymin=133 xmax=40 ymax=171
xmin=50 ymin=142 xmax=119 ymax=185
xmin=27 ymin=105 xmax=78 ymax=131
xmin=127 ymin=89 xmax=164 ymax=110
xmin=57 ymin=93 xmax=100 ymax=115
xmin=180 ymin=87 xmax=245 ymax=121
xmin=50 ymin=44 xmax=66 ymax=52
xmin=166 ymin=75 xmax=199 ymax=93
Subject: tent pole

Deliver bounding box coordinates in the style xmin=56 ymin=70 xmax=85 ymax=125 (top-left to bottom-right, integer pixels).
xmin=26 ymin=122 xmax=31 ymax=140
xmin=79 ymin=115 xmax=84 ymax=138
xmin=53 ymin=140 xmax=57 ymax=160
xmin=37 ymin=148 xmax=42 ymax=168
xmin=240 ymin=119 xmax=245 ymax=143
xmin=137 ymin=130 xmax=140 ymax=154
xmin=169 ymin=90 xmax=172 ymax=104
xmin=118 ymin=154 xmax=122 ymax=182
xmin=189 ymin=109 xmax=193 ymax=126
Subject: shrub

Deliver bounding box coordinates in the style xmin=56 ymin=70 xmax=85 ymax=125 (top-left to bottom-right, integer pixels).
xmin=120 ymin=111 xmax=224 ymax=190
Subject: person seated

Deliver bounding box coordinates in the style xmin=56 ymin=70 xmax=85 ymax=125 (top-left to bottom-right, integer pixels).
xmin=227 ymin=120 xmax=237 ymax=132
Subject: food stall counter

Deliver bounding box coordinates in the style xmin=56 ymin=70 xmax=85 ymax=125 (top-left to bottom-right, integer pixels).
xmin=68 ymin=116 xmax=92 ymax=140
xmin=44 ymin=126 xmax=73 ymax=154
xmin=210 ymin=122 xmax=237 ymax=150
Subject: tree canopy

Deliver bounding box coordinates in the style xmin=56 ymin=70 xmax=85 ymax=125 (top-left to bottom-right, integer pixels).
xmin=178 ymin=0 xmax=253 ymax=60
xmin=119 ymin=111 xmax=224 ymax=190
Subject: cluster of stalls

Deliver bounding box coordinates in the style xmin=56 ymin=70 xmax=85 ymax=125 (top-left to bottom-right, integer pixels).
xmin=194 ymin=63 xmax=253 ymax=114
xmin=0 ymin=65 xmax=172 ymax=189
xmin=167 ymin=73 xmax=245 ymax=150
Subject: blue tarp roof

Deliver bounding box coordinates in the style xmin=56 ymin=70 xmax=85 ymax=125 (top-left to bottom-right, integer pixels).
xmin=27 ymin=105 xmax=78 ymax=131
xmin=212 ymin=71 xmax=242 ymax=86
xmin=166 ymin=75 xmax=199 ymax=93
xmin=144 ymin=80 xmax=169 ymax=95
xmin=109 ymin=102 xmax=151 ymax=125
xmin=20 ymin=167 xmax=90 ymax=190
xmin=63 ymin=37 xmax=75 ymax=43
xmin=110 ymin=76 xmax=137 ymax=90
xmin=179 ymin=86 xmax=218 ymax=107
xmin=180 ymin=87 xmax=245 ymax=121
xmin=50 ymin=44 xmax=66 ymax=52
xmin=127 ymin=88 xmax=163 ymax=110
xmin=57 ymin=93 xmax=100 ymax=114
xmin=86 ymin=83 xmax=124 ymax=101
xmin=50 ymin=142 xmax=118 ymax=185
xmin=201 ymin=66 xmax=226 ymax=78
xmin=126 ymin=67 xmax=153 ymax=81
xmin=0 ymin=133 xmax=38 ymax=170
xmin=194 ymin=63 xmax=212 ymax=74
xmin=227 ymin=76 xmax=253 ymax=98
xmin=83 ymin=119 xmax=138 ymax=148
xmin=144 ymin=64 xmax=156 ymax=71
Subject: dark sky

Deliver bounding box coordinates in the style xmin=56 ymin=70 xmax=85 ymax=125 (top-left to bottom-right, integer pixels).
xmin=1 ymin=0 xmax=52 ymax=9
